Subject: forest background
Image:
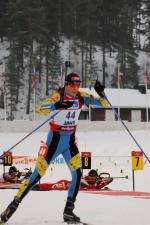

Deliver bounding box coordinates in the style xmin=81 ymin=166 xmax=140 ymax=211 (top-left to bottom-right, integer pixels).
xmin=0 ymin=0 xmax=150 ymax=120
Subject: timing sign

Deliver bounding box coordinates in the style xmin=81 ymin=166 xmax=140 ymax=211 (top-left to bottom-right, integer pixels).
xmin=3 ymin=152 xmax=13 ymax=166
xmin=81 ymin=152 xmax=91 ymax=169
xmin=131 ymin=151 xmax=144 ymax=170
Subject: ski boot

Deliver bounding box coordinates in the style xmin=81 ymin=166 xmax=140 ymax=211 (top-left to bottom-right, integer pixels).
xmin=0 ymin=197 xmax=20 ymax=223
xmin=63 ymin=200 xmax=80 ymax=223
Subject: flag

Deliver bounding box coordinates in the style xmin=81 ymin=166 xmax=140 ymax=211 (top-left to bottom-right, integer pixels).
xmin=117 ymin=68 xmax=123 ymax=88
xmin=143 ymin=60 xmax=149 ymax=86
xmin=118 ymin=71 xmax=123 ymax=83
xmin=117 ymin=63 xmax=124 ymax=88
xmin=144 ymin=69 xmax=148 ymax=85
xmin=31 ymin=67 xmax=37 ymax=89
xmin=0 ymin=81 xmax=5 ymax=109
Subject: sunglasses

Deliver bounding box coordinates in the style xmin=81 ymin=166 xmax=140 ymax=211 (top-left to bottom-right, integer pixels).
xmin=67 ymin=82 xmax=81 ymax=88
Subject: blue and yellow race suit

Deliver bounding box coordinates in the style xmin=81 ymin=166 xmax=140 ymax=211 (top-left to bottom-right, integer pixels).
xmin=16 ymin=88 xmax=108 ymax=203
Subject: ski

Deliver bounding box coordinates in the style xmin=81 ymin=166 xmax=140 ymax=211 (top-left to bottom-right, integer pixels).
xmin=64 ymin=221 xmax=92 ymax=225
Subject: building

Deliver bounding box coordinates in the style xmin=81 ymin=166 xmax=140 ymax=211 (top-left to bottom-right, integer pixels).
xmin=80 ymin=88 xmax=150 ymax=122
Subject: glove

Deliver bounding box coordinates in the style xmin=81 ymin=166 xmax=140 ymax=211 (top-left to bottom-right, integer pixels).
xmin=16 ymin=179 xmax=22 ymax=183
xmin=94 ymin=80 xmax=105 ymax=97
xmin=25 ymin=171 xmax=32 ymax=178
xmin=17 ymin=172 xmax=21 ymax=178
xmin=55 ymin=101 xmax=74 ymax=109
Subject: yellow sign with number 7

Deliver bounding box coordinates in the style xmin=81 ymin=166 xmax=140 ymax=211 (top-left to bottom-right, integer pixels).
xmin=131 ymin=151 xmax=144 ymax=170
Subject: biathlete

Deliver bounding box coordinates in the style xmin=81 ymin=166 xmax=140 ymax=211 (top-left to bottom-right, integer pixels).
xmin=0 ymin=73 xmax=108 ymax=224
xmin=0 ymin=166 xmax=32 ymax=183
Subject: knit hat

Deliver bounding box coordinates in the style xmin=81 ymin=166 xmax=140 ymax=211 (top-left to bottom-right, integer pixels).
xmin=9 ymin=166 xmax=18 ymax=174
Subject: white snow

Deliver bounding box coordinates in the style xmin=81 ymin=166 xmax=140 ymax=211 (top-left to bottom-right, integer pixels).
xmin=0 ymin=128 xmax=150 ymax=225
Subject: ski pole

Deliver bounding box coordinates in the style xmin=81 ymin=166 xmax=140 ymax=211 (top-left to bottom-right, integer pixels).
xmin=104 ymin=95 xmax=150 ymax=164
xmin=0 ymin=111 xmax=59 ymax=159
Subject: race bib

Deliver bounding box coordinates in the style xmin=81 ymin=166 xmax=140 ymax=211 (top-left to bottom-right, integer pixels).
xmin=38 ymin=141 xmax=48 ymax=158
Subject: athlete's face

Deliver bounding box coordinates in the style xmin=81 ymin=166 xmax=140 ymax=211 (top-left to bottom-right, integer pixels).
xmin=10 ymin=171 xmax=17 ymax=178
xmin=65 ymin=82 xmax=81 ymax=97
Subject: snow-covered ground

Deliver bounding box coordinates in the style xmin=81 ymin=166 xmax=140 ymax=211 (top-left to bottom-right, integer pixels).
xmin=1 ymin=189 xmax=150 ymax=225
xmin=0 ymin=129 xmax=150 ymax=225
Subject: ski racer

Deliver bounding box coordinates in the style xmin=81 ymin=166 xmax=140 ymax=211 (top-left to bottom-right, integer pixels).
xmin=0 ymin=166 xmax=32 ymax=183
xmin=81 ymin=169 xmax=99 ymax=187
xmin=0 ymin=73 xmax=108 ymax=224
xmin=81 ymin=169 xmax=113 ymax=190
